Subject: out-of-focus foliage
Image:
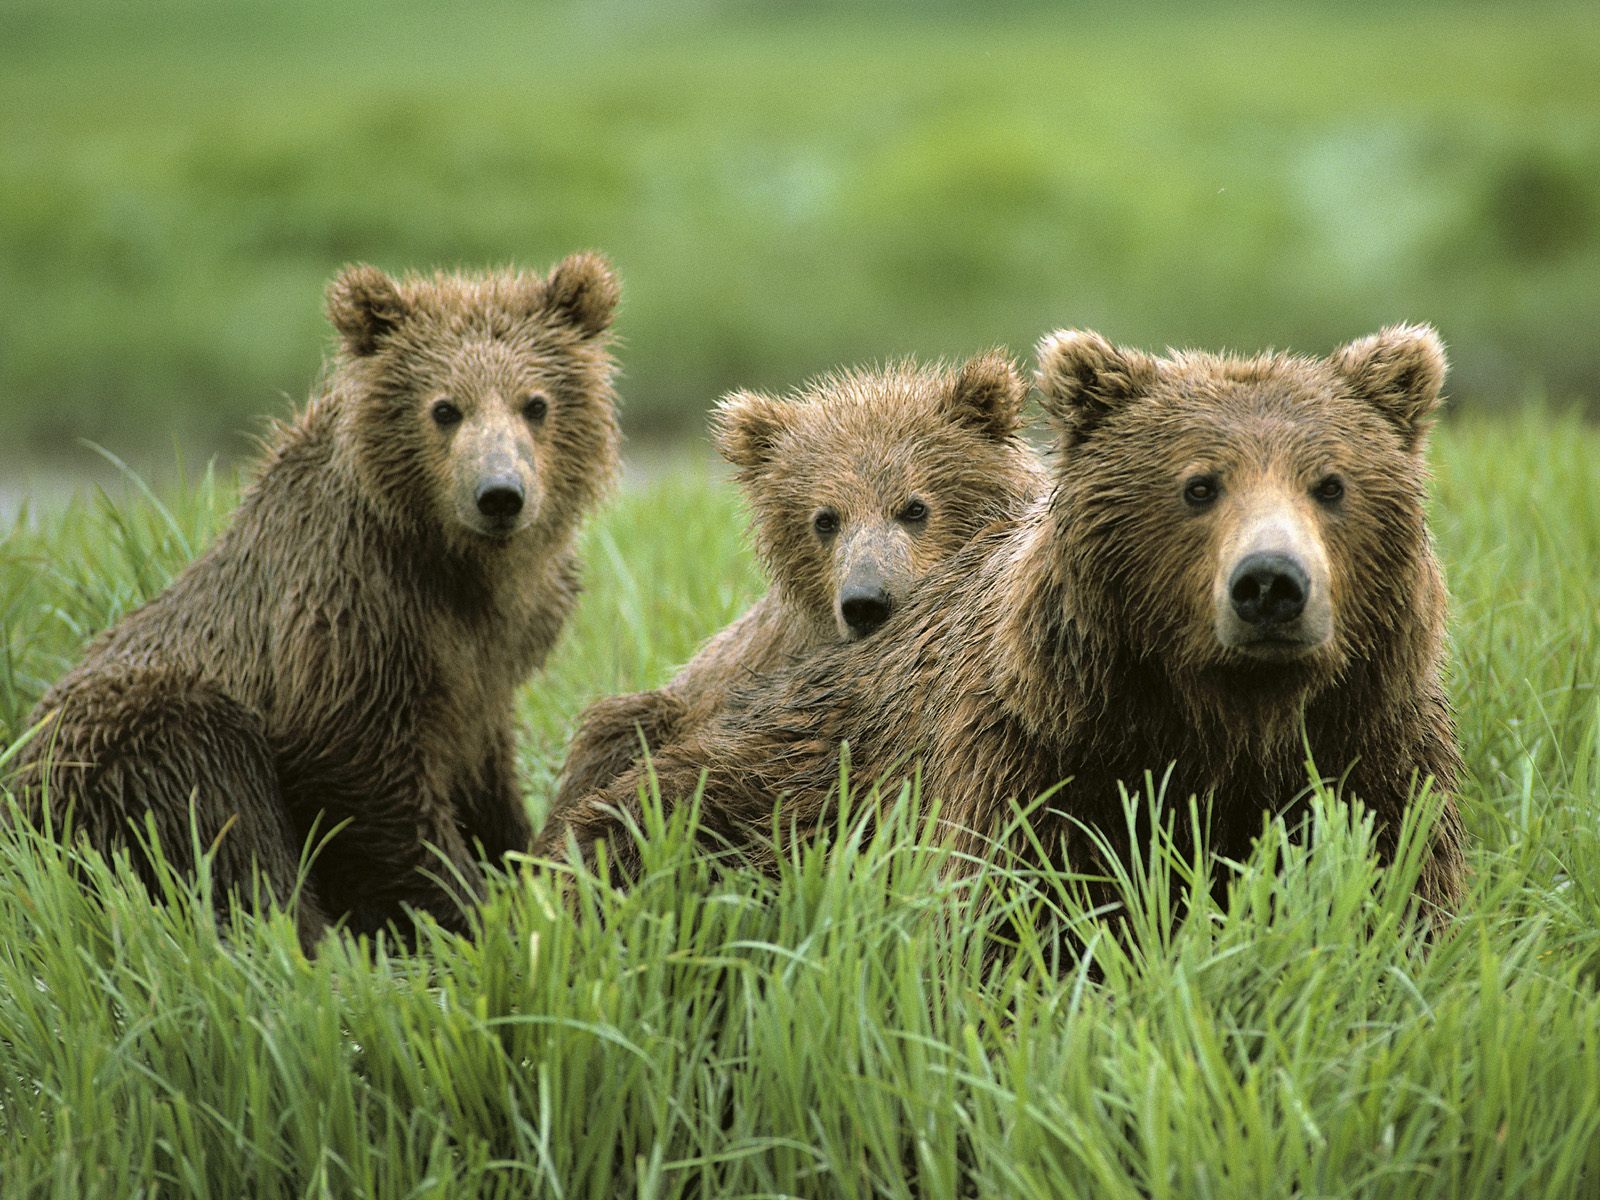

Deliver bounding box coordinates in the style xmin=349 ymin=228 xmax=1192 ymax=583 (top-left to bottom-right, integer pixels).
xmin=2 ymin=0 xmax=1596 ymax=467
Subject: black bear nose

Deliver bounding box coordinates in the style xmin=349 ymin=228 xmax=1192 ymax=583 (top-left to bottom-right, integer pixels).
xmin=475 ymin=479 xmax=524 ymax=520
xmin=839 ymin=588 xmax=893 ymax=637
xmin=1229 ymin=553 xmax=1309 ymax=627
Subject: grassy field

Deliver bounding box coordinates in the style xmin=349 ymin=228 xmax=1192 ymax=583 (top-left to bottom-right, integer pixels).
xmin=1 ymin=411 xmax=1598 ymax=1196
xmin=4 ymin=0 xmax=1599 ymax=466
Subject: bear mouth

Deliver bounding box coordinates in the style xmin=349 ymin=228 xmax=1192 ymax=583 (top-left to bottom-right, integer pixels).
xmin=476 ymin=516 xmax=523 ymax=538
xmin=1199 ymin=643 xmax=1333 ymax=702
xmin=460 ymin=512 xmax=532 ymax=543
xmin=1225 ymin=633 xmax=1325 ymax=663
xmin=462 ymin=498 xmax=539 ymax=541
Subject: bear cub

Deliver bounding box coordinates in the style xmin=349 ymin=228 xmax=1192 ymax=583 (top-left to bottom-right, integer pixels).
xmin=541 ymin=353 xmax=1045 ymax=834
xmin=14 ymin=255 xmax=621 ymax=947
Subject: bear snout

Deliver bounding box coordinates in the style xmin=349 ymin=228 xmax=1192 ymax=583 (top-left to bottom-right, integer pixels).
xmin=475 ymin=476 xmax=525 ymax=522
xmin=839 ymin=582 xmax=893 ymax=639
xmin=1213 ymin=540 xmax=1332 ymax=659
xmin=1210 ymin=491 xmax=1335 ymax=660
xmin=1229 ymin=552 xmax=1309 ymax=628
xmin=452 ymin=409 xmax=541 ymax=539
xmin=832 ymin=523 xmax=913 ymax=640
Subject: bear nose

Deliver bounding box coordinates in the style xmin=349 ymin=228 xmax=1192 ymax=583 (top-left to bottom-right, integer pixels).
xmin=1229 ymin=553 xmax=1309 ymax=627
xmin=839 ymin=587 xmax=893 ymax=637
xmin=475 ymin=478 xmax=524 ymax=521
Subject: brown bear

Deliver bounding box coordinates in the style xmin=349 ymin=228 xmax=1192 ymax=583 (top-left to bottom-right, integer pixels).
xmin=11 ymin=255 xmax=621 ymax=946
xmin=545 ymin=325 xmax=1467 ymax=923
xmin=540 ymin=353 xmax=1046 ymax=830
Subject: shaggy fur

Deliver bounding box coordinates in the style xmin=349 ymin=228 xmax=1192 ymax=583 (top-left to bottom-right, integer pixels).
xmin=540 ymin=353 xmax=1046 ymax=828
xmin=13 ymin=255 xmax=621 ymax=946
xmin=549 ymin=327 xmax=1466 ymax=924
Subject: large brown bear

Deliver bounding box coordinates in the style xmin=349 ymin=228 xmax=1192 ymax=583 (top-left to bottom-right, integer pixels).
xmin=542 ymin=353 xmax=1045 ymax=821
xmin=546 ymin=326 xmax=1467 ymax=921
xmin=12 ymin=255 xmax=621 ymax=946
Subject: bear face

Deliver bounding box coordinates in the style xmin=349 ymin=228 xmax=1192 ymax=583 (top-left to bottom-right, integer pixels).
xmin=325 ymin=254 xmax=620 ymax=554
xmin=713 ymin=352 xmax=1034 ymax=641
xmin=1036 ymin=324 xmax=1446 ymax=718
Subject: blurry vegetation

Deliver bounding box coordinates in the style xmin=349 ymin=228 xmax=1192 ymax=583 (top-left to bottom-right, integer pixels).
xmin=1 ymin=0 xmax=1597 ymax=470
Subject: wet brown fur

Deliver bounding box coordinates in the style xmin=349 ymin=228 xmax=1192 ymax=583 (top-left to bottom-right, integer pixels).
xmin=549 ymin=327 xmax=1466 ymax=926
xmin=12 ymin=255 xmax=621 ymax=946
xmin=541 ymin=353 xmax=1046 ymax=829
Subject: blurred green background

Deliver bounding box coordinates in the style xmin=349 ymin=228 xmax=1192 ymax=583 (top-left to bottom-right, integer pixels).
xmin=3 ymin=0 xmax=1596 ymax=480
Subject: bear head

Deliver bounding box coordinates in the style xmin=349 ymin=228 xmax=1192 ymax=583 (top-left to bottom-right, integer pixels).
xmin=714 ymin=352 xmax=1039 ymax=641
xmin=324 ymin=254 xmax=621 ymax=553
xmin=1034 ymin=324 xmax=1448 ymax=715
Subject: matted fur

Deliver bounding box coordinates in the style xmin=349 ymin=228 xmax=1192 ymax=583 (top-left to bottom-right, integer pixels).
xmin=550 ymin=326 xmax=1466 ymax=926
xmin=540 ymin=353 xmax=1046 ymax=829
xmin=13 ymin=255 xmax=621 ymax=946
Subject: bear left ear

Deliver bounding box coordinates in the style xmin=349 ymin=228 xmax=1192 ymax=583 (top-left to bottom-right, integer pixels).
xmin=1034 ymin=329 xmax=1158 ymax=445
xmin=542 ymin=252 xmax=620 ymax=338
xmin=943 ymin=350 xmax=1026 ymax=441
xmin=1330 ymin=324 xmax=1447 ymax=453
xmin=327 ymin=264 xmax=410 ymax=357
xmin=711 ymin=389 xmax=789 ymax=475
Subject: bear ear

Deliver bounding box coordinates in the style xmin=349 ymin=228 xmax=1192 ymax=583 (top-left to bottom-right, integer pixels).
xmin=1330 ymin=323 xmax=1447 ymax=452
xmin=1034 ymin=329 xmax=1157 ymax=443
xmin=542 ymin=252 xmax=619 ymax=338
xmin=712 ymin=389 xmax=789 ymax=473
xmin=327 ymin=264 xmax=409 ymax=357
xmin=943 ymin=350 xmax=1026 ymax=441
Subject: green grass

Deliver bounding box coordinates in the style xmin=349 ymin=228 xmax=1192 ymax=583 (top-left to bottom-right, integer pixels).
xmin=1 ymin=411 xmax=1599 ymax=1196
xmin=4 ymin=0 xmax=1598 ymax=464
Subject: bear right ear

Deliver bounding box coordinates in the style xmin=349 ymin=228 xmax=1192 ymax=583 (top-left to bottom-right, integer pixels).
xmin=712 ymin=389 xmax=789 ymax=473
xmin=542 ymin=252 xmax=620 ymax=338
xmin=1034 ymin=329 xmax=1158 ymax=444
xmin=326 ymin=264 xmax=409 ymax=357
xmin=943 ymin=350 xmax=1027 ymax=441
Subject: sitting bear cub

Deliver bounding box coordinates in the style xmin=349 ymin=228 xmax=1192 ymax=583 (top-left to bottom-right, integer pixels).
xmin=15 ymin=255 xmax=621 ymax=946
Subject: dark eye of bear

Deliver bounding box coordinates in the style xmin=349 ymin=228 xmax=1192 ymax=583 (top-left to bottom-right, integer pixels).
xmin=430 ymin=400 xmax=462 ymax=428
xmin=898 ymin=499 xmax=929 ymax=523
xmin=1183 ymin=475 xmax=1220 ymax=508
xmin=813 ymin=509 xmax=839 ymax=538
xmin=522 ymin=394 xmax=548 ymax=422
xmin=1313 ymin=474 xmax=1345 ymax=504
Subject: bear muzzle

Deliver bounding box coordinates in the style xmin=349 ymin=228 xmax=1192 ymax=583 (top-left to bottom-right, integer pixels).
xmin=1212 ymin=505 xmax=1333 ymax=660
xmin=1229 ymin=552 xmax=1308 ymax=627
xmin=464 ymin=467 xmax=539 ymax=539
xmin=475 ymin=475 xmax=524 ymax=522
xmin=833 ymin=526 xmax=912 ymax=640
xmin=839 ymin=580 xmax=893 ymax=639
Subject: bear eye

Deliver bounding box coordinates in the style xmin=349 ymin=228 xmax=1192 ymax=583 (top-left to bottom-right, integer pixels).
xmin=430 ymin=400 xmax=462 ymax=428
xmin=1313 ymin=474 xmax=1345 ymax=504
xmin=898 ymin=498 xmax=929 ymax=524
xmin=1183 ymin=475 xmax=1220 ymax=508
xmin=522 ymin=394 xmax=548 ymax=422
xmin=812 ymin=509 xmax=839 ymax=538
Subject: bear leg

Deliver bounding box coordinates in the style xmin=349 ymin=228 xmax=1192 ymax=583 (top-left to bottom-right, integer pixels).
xmin=15 ymin=666 xmax=328 ymax=952
xmin=547 ymin=689 xmax=689 ymax=824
